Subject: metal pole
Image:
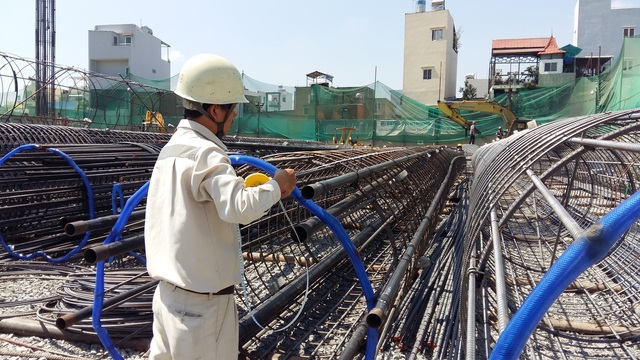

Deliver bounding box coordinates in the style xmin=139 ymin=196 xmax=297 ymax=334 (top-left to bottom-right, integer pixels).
xmin=372 ymin=66 xmax=377 ymax=146
xmin=568 ymin=137 xmax=640 ymax=153
xmin=490 ymin=208 xmax=510 ymax=332
xmin=300 ymin=150 xmax=434 ymax=199
xmin=466 ymin=251 xmax=477 ymax=360
xmin=526 ymin=168 xmax=583 ymax=240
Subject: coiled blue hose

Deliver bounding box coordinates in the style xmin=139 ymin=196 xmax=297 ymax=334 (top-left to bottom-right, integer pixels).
xmin=93 ymin=154 xmax=379 ymax=359
xmin=0 ymin=144 xmax=95 ymax=262
xmin=92 ymin=181 xmax=149 ymax=360
xmin=230 ymin=155 xmax=379 ymax=360
xmin=490 ymin=189 xmax=640 ymax=359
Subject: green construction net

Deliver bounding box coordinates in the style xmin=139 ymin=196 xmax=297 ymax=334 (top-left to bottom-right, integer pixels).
xmin=2 ymin=36 xmax=638 ymax=145
xmin=237 ymin=35 xmax=640 ymax=146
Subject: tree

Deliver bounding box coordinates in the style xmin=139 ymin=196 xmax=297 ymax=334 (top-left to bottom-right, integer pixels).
xmin=453 ymin=26 xmax=462 ymax=53
xmin=459 ymin=80 xmax=477 ymax=100
xmin=521 ymin=65 xmax=539 ymax=89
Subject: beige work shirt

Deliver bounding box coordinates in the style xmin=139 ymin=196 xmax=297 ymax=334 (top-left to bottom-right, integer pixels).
xmin=144 ymin=119 xmax=281 ymax=293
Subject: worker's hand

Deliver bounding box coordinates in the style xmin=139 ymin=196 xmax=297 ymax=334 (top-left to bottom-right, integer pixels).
xmin=273 ymin=168 xmax=296 ymax=199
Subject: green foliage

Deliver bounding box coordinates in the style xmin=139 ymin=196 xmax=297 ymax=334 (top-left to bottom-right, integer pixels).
xmin=521 ymin=65 xmax=539 ymax=89
xmin=459 ymin=80 xmax=477 ymax=100
xmin=522 ymin=66 xmax=539 ymax=83
xmin=453 ymin=26 xmax=462 ymax=53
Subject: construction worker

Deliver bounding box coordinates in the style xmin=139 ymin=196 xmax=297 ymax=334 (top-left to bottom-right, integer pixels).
xmin=469 ymin=121 xmax=477 ymax=145
xmin=144 ymin=54 xmax=296 ymax=360
xmin=496 ymin=126 xmax=504 ymax=140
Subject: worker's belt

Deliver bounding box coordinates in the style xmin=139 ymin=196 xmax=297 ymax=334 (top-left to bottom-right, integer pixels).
xmin=165 ymin=282 xmax=235 ymax=296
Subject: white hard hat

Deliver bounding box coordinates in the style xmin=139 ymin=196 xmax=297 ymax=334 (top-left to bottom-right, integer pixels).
xmin=175 ymin=54 xmax=248 ymax=108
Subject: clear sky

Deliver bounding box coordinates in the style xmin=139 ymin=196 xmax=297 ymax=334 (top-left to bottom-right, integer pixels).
xmin=1 ymin=1 xmax=638 ymax=92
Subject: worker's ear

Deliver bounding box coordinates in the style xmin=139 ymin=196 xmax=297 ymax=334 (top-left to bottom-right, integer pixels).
xmin=208 ymin=104 xmax=221 ymax=120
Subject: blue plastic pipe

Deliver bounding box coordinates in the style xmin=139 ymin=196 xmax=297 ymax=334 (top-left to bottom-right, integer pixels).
xmin=490 ymin=189 xmax=640 ymax=359
xmin=111 ymin=183 xmax=125 ymax=215
xmin=0 ymin=144 xmax=95 ymax=262
xmin=93 ymin=154 xmax=379 ymax=359
xmin=230 ymin=155 xmax=379 ymax=360
xmin=92 ymin=181 xmax=149 ymax=360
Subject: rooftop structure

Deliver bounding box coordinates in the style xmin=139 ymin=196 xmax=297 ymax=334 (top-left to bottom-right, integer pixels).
xmin=306 ymin=71 xmax=334 ymax=87
xmin=88 ymin=24 xmax=171 ymax=82
xmin=489 ymin=36 xmax=572 ymax=94
xmin=402 ymin=0 xmax=458 ymax=105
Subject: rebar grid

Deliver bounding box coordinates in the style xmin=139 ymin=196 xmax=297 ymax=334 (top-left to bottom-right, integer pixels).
xmin=0 ymin=125 xmax=466 ymax=358
xmin=235 ymin=147 xmax=465 ymax=357
xmin=466 ymin=109 xmax=640 ymax=359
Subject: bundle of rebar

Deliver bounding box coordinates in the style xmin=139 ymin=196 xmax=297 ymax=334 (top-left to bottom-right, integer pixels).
xmin=0 ymin=142 xmax=160 ymax=259
xmin=0 ymin=122 xmax=467 ymax=359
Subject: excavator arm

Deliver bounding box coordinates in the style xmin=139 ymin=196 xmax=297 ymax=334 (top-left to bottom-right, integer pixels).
xmin=437 ymin=100 xmax=518 ymax=132
xmin=437 ymin=100 xmax=471 ymax=129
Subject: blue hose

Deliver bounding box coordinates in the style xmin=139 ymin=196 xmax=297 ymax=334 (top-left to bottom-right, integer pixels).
xmin=0 ymin=144 xmax=95 ymax=262
xmin=490 ymin=189 xmax=640 ymax=359
xmin=230 ymin=155 xmax=379 ymax=360
xmin=92 ymin=181 xmax=149 ymax=360
xmin=111 ymin=183 xmax=125 ymax=215
xmin=92 ymin=154 xmax=379 ymax=359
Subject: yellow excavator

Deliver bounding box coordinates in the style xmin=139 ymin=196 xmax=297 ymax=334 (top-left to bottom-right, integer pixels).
xmin=144 ymin=110 xmax=167 ymax=133
xmin=437 ymin=100 xmax=536 ymax=136
xmin=334 ymin=127 xmax=363 ymax=146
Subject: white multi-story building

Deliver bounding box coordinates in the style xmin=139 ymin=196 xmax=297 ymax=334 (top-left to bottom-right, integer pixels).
xmin=573 ymin=0 xmax=639 ymax=71
xmin=88 ymin=24 xmax=171 ymax=81
xmin=465 ymin=74 xmax=489 ymax=99
xmin=245 ymin=86 xmax=294 ymax=112
xmin=402 ymin=0 xmax=458 ymax=106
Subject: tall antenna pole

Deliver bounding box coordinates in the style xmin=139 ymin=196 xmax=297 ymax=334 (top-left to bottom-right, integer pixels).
xmin=35 ymin=0 xmax=56 ymax=117
xmin=372 ymin=66 xmax=377 ymax=146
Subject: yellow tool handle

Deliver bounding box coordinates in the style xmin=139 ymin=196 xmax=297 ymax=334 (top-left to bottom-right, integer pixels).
xmin=245 ymin=173 xmax=271 ymax=187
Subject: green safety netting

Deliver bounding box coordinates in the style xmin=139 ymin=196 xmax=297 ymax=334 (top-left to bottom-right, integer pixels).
xmin=4 ymin=36 xmax=639 ymax=144
xmin=233 ymin=36 xmax=640 ymax=145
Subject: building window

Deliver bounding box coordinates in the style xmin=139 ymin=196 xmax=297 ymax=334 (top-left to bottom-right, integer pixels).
xmin=544 ymin=62 xmax=558 ymax=72
xmin=432 ymin=29 xmax=443 ymax=41
xmin=624 ymin=27 xmax=636 ymax=37
xmin=113 ymin=36 xmax=118 ymax=46
xmin=423 ymin=69 xmax=433 ymax=80
xmin=152 ymin=69 xmax=157 ymax=74
xmin=124 ymin=35 xmax=132 ymax=45
xmin=623 ymin=59 xmax=634 ymax=71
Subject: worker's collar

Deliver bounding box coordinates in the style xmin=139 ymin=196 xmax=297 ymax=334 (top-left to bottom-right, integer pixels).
xmin=176 ymin=119 xmax=228 ymax=151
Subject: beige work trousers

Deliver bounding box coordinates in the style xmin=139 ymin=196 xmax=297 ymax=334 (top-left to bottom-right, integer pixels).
xmin=149 ymin=281 xmax=239 ymax=359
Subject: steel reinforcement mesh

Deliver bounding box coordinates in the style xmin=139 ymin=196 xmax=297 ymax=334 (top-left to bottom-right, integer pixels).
xmin=0 ymin=124 xmax=467 ymax=358
xmin=465 ymin=108 xmax=640 ymax=359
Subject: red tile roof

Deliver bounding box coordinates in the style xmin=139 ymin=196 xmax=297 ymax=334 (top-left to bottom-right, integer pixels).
xmin=539 ymin=36 xmax=565 ymax=55
xmin=492 ymin=36 xmax=565 ymax=56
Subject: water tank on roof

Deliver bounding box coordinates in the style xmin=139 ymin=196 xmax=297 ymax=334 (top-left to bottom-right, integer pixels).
xmin=432 ymin=0 xmax=445 ymax=10
xmin=416 ymin=0 xmax=426 ymax=12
